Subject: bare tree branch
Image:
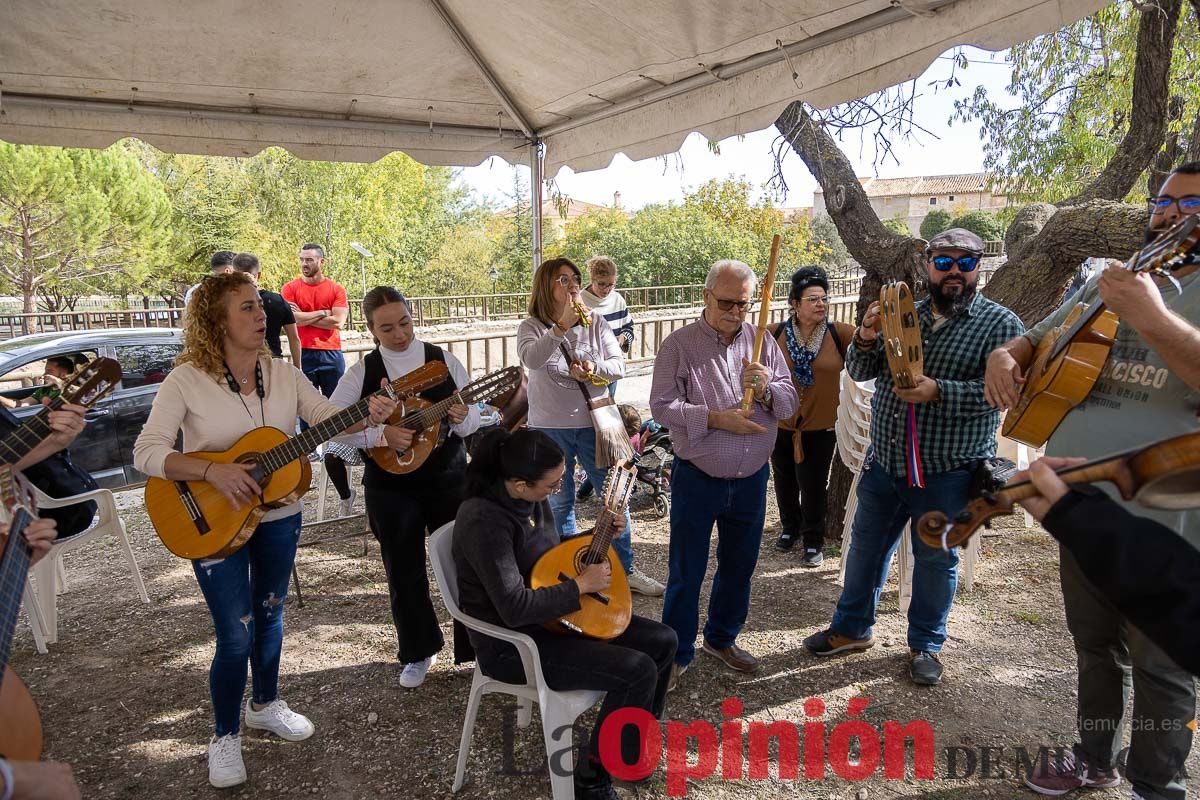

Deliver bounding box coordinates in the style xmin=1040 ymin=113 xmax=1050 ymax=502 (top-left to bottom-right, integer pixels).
xmin=1062 ymin=0 xmax=1183 ymax=205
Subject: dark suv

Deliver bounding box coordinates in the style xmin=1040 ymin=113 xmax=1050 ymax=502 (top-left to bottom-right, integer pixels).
xmin=0 ymin=328 xmax=183 ymax=490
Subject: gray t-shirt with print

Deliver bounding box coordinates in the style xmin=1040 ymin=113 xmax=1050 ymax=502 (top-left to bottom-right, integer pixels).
xmin=1025 ymin=268 xmax=1200 ymax=546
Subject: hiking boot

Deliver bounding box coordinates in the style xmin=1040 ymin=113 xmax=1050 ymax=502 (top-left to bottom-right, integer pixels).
xmin=667 ymin=662 xmax=688 ymax=693
xmin=701 ymin=640 xmax=759 ymax=672
xmin=908 ymin=651 xmax=944 ymax=685
xmin=800 ymin=547 xmax=824 ymax=568
xmin=775 ymin=531 xmax=798 ymax=551
xmin=627 ymin=567 xmax=665 ymax=597
xmin=1022 ymin=748 xmax=1121 ymax=796
xmin=803 ymin=628 xmax=875 ymax=656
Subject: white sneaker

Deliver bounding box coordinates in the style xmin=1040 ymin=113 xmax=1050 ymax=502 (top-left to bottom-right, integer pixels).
xmin=627 ymin=567 xmax=666 ymax=597
xmin=207 ymin=734 xmax=246 ymax=788
xmin=243 ymin=699 xmax=315 ymax=741
xmin=398 ymin=655 xmax=437 ymax=689
xmin=339 ymin=487 xmax=358 ymax=518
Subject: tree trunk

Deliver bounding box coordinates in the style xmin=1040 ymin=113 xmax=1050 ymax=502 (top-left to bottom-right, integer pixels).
xmin=22 ymin=283 xmax=38 ymax=335
xmin=1061 ymin=0 xmax=1183 ymax=205
xmin=983 ymin=200 xmax=1147 ymax=323
xmin=774 ymin=101 xmax=926 ymax=319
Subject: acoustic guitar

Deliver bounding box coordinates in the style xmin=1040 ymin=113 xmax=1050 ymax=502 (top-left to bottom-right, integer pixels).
xmin=878 ymin=280 xmax=923 ymax=388
xmin=0 ymin=468 xmax=44 ymax=761
xmin=0 ymin=357 xmax=123 ymax=466
xmin=145 ymin=360 xmax=448 ymax=560
xmin=1002 ymin=215 xmax=1200 ymax=447
xmin=529 ymin=460 xmax=636 ymax=640
xmin=369 ymin=366 xmax=522 ymax=474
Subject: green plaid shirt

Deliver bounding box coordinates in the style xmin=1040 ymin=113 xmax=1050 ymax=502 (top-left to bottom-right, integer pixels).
xmin=846 ymin=292 xmax=1024 ymax=478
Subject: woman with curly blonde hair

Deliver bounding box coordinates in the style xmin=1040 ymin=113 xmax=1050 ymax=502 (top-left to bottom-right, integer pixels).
xmin=134 ymin=270 xmax=396 ymax=790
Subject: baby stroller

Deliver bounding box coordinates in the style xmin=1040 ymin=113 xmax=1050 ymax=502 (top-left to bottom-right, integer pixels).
xmin=631 ymin=421 xmax=673 ymax=518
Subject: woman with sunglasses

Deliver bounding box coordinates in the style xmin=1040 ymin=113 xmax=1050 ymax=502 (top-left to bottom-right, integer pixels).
xmin=517 ymin=257 xmax=665 ymax=597
xmin=768 ymin=267 xmax=856 ymax=565
xmin=452 ymin=428 xmax=677 ymax=800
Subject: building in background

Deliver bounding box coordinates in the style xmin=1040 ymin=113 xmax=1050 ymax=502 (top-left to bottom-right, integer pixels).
xmin=812 ymin=172 xmax=1006 ymax=237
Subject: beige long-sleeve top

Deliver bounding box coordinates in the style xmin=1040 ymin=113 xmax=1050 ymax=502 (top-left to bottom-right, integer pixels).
xmin=133 ymin=358 xmax=344 ymax=522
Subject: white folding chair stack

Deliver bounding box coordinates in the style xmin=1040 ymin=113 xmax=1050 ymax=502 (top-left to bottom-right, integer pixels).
xmin=25 ymin=486 xmax=150 ymax=653
xmin=428 ymin=523 xmax=603 ymax=800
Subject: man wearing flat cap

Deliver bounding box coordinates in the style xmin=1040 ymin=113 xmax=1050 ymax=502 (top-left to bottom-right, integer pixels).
xmin=803 ymin=228 xmax=1022 ymax=686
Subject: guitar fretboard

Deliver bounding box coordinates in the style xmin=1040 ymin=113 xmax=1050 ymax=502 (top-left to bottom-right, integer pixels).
xmin=0 ymin=397 xmax=68 ymax=465
xmin=0 ymin=509 xmax=33 ymax=677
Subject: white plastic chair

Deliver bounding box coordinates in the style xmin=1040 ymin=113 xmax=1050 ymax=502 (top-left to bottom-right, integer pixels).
xmin=26 ymin=485 xmax=149 ymax=653
xmin=428 ymin=522 xmax=603 ymax=800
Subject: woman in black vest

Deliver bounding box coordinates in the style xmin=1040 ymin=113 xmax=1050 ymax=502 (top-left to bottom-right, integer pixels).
xmin=329 ymin=286 xmax=480 ymax=689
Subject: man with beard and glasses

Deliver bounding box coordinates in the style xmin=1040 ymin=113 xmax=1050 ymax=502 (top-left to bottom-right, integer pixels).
xmin=986 ymin=161 xmax=1200 ymax=800
xmin=803 ymin=227 xmax=1022 ymax=687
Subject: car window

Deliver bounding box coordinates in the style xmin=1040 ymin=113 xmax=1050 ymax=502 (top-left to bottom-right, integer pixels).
xmin=116 ymin=343 xmax=181 ymax=389
xmin=0 ymin=350 xmax=100 ymax=407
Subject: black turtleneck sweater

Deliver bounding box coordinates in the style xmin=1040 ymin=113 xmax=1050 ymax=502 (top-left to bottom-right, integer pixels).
xmin=452 ymin=480 xmax=582 ymax=658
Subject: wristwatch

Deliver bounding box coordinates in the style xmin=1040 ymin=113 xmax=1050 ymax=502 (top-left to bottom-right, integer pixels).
xmin=320 ymin=309 xmax=330 ymax=318
xmin=762 ymin=386 xmax=773 ymax=407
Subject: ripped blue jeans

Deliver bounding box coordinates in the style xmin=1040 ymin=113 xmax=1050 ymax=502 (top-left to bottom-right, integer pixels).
xmin=193 ymin=513 xmax=301 ymax=736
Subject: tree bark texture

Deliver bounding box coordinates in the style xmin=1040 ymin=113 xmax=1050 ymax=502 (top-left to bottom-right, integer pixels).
xmin=984 ymin=201 xmax=1147 ymax=324
xmin=774 ymin=101 xmax=926 ymax=321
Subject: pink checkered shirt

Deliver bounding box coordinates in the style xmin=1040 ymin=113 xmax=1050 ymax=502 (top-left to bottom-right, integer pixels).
xmin=650 ymin=315 xmax=797 ymax=479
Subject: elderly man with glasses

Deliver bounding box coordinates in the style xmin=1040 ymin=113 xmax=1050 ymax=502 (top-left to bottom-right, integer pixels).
xmin=650 ymin=259 xmax=798 ymax=691
xmin=985 ymin=161 xmax=1200 ymax=800
xmin=803 ymin=227 xmax=1022 ymax=688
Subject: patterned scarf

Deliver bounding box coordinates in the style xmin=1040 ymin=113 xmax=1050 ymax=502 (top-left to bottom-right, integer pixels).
xmin=783 ymin=317 xmax=826 ymax=388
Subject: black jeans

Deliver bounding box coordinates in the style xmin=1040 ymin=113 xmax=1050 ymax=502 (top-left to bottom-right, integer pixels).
xmin=479 ymin=616 xmax=677 ymax=769
xmin=770 ymin=427 xmax=837 ymax=549
xmin=365 ymin=480 xmax=461 ymax=664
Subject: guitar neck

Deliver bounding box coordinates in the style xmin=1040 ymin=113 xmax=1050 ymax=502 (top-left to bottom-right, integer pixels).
xmin=584 ymin=507 xmax=619 ymax=564
xmin=0 ymin=397 xmax=67 ymax=465
xmin=260 ymin=397 xmax=373 ymax=471
xmin=0 ymin=510 xmax=34 ymax=673
xmin=1046 ymin=297 xmax=1109 ymax=363
xmin=399 ymin=375 xmax=514 ymax=433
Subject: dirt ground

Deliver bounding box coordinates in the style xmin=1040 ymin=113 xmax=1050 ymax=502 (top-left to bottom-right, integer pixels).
xmin=14 ymin=469 xmax=1199 ymax=800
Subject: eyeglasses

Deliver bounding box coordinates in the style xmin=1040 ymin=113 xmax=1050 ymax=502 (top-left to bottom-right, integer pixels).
xmin=712 ymin=297 xmax=753 ymax=312
xmin=930 ymin=254 xmax=981 ymax=272
xmin=555 ymin=275 xmax=582 ymax=288
xmin=1146 ymin=195 xmax=1200 ymax=214
xmin=799 ymin=296 xmax=829 ymax=306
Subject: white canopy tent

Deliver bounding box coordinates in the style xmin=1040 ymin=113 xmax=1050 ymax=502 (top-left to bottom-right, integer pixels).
xmin=1 ymin=0 xmax=1107 ymax=266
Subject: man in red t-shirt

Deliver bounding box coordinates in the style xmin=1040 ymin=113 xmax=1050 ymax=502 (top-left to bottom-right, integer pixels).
xmin=282 ymin=243 xmax=354 ymax=511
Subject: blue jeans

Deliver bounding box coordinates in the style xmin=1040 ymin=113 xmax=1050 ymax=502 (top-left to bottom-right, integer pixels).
xmin=662 ymin=458 xmax=769 ymax=666
xmin=192 ymin=514 xmax=301 ymax=736
xmin=830 ymin=456 xmax=970 ymax=653
xmin=539 ymin=426 xmax=634 ymax=573
xmin=300 ymin=348 xmax=345 ymax=398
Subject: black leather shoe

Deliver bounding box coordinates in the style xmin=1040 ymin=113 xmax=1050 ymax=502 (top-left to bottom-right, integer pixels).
xmin=575 ymin=762 xmax=618 ymax=800
xmin=909 ymin=651 xmax=944 ymax=685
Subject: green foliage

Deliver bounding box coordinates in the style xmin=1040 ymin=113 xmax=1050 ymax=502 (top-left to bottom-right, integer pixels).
xmin=952 ymin=2 xmax=1200 ymax=203
xmin=947 ymin=210 xmax=1005 ymax=242
xmin=558 ymin=177 xmax=825 ymax=288
xmin=919 ymin=209 xmax=954 ymax=240
xmin=883 ymin=214 xmax=911 ymax=237
xmin=809 ymin=215 xmax=850 ymax=268
xmin=0 ymin=141 xmax=170 ymax=313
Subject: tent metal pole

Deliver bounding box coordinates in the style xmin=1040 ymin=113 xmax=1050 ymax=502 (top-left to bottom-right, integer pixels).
xmin=537 ymin=0 xmax=959 ymax=139
xmin=530 ymin=141 xmax=543 ymax=275
xmin=428 ymin=0 xmax=535 ymax=140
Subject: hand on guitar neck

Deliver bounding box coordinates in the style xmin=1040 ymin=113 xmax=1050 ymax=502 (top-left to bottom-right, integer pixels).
xmin=1 ymin=517 xmax=57 ymax=567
